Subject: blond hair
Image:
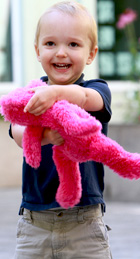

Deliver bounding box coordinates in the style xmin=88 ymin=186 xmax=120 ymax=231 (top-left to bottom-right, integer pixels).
xmin=34 ymin=1 xmax=97 ymax=49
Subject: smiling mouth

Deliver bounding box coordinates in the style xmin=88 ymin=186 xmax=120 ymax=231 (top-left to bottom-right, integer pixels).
xmin=53 ymin=63 xmax=71 ymax=69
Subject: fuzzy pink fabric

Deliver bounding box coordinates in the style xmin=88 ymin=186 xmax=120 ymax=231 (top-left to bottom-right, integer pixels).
xmin=1 ymin=79 xmax=140 ymax=208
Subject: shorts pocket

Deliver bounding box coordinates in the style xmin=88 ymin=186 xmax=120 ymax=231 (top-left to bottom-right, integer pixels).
xmin=16 ymin=216 xmax=32 ymax=239
xmin=89 ymin=218 xmax=110 ymax=248
xmin=16 ymin=217 xmax=24 ymax=238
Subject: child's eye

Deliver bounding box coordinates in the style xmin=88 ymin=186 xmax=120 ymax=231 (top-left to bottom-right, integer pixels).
xmin=46 ymin=41 xmax=55 ymax=46
xmin=69 ymin=42 xmax=78 ymax=47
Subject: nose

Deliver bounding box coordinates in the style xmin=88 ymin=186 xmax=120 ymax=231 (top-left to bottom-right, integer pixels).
xmin=56 ymin=45 xmax=67 ymax=58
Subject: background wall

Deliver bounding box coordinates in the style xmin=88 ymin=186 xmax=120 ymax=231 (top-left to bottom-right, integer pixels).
xmin=104 ymin=124 xmax=140 ymax=202
xmin=0 ymin=121 xmax=22 ymax=187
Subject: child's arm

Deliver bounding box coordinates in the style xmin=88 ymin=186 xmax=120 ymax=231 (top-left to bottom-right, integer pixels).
xmin=11 ymin=124 xmax=25 ymax=148
xmin=24 ymin=84 xmax=104 ymax=116
xmin=11 ymin=124 xmax=64 ymax=148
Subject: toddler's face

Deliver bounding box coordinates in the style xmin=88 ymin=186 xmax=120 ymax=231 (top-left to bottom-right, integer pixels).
xmin=35 ymin=11 xmax=97 ymax=85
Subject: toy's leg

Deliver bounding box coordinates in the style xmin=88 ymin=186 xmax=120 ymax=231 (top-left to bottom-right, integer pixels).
xmin=53 ymin=146 xmax=82 ymax=208
xmin=90 ymin=133 xmax=140 ymax=179
xmin=22 ymin=126 xmax=43 ymax=168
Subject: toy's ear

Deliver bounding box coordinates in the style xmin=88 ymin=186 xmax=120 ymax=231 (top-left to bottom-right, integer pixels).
xmin=52 ymin=100 xmax=102 ymax=136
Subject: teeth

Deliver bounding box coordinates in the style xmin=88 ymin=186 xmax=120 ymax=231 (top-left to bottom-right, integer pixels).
xmin=57 ymin=64 xmax=66 ymax=67
xmin=54 ymin=64 xmax=70 ymax=69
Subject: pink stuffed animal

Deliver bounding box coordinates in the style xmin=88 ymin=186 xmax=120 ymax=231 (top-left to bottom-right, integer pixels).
xmin=1 ymin=79 xmax=140 ymax=208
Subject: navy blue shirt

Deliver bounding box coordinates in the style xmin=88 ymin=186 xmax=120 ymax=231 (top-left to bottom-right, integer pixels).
xmin=9 ymin=74 xmax=112 ymax=212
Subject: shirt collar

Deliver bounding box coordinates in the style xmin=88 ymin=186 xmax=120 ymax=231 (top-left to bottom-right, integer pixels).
xmin=40 ymin=73 xmax=85 ymax=86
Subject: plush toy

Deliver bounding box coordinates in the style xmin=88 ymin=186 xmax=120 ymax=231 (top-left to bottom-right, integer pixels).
xmin=1 ymin=79 xmax=140 ymax=208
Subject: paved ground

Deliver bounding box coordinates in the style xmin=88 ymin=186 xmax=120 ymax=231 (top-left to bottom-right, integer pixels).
xmin=0 ymin=188 xmax=140 ymax=259
xmin=104 ymin=201 xmax=140 ymax=259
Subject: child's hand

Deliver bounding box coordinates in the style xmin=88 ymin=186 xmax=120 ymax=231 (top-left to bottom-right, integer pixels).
xmin=24 ymin=85 xmax=57 ymax=116
xmin=41 ymin=128 xmax=64 ymax=146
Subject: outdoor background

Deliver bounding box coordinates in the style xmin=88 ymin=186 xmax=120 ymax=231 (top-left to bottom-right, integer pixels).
xmin=0 ymin=1 xmax=140 ymax=258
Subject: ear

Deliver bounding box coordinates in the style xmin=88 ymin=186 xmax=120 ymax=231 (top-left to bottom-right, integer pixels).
xmin=86 ymin=45 xmax=98 ymax=65
xmin=34 ymin=44 xmax=41 ymax=62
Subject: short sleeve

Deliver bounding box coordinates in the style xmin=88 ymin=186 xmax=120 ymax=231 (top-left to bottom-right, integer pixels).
xmin=83 ymin=79 xmax=112 ymax=123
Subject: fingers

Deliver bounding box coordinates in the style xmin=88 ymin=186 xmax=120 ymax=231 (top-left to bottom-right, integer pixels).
xmin=24 ymin=92 xmax=47 ymax=115
xmin=24 ymin=86 xmax=55 ymax=116
xmin=42 ymin=128 xmax=64 ymax=146
xmin=55 ymin=135 xmax=64 ymax=145
xmin=47 ymin=129 xmax=64 ymax=145
xmin=24 ymin=97 xmax=35 ymax=113
xmin=24 ymin=103 xmax=47 ymax=116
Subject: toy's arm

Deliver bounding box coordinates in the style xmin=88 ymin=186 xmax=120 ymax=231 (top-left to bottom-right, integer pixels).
xmin=23 ymin=126 xmax=44 ymax=168
xmin=11 ymin=124 xmax=43 ymax=168
xmin=90 ymin=133 xmax=140 ymax=180
xmin=53 ymin=145 xmax=82 ymax=208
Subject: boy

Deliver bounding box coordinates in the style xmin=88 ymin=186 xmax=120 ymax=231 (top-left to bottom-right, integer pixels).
xmin=11 ymin=1 xmax=112 ymax=258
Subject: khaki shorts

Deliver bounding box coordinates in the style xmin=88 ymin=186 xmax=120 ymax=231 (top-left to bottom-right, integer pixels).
xmin=14 ymin=205 xmax=112 ymax=259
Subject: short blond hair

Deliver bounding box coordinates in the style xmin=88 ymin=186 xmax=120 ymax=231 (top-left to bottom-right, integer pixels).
xmin=34 ymin=1 xmax=97 ymax=49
